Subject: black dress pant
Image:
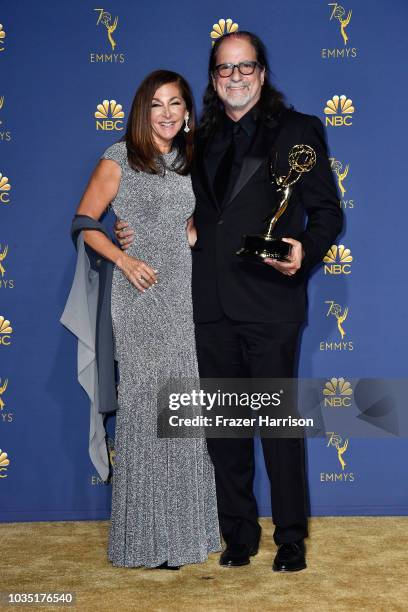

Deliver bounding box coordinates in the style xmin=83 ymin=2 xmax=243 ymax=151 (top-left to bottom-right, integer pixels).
xmin=195 ymin=315 xmax=309 ymax=547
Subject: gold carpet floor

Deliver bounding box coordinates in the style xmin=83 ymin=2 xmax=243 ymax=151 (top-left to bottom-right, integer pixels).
xmin=2 ymin=517 xmax=408 ymax=612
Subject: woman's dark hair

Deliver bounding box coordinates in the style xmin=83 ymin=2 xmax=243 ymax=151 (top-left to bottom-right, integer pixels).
xmin=199 ymin=31 xmax=288 ymax=135
xmin=125 ymin=69 xmax=195 ymax=175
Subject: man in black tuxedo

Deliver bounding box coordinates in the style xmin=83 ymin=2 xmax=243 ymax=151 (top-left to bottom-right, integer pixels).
xmin=116 ymin=31 xmax=342 ymax=572
xmin=190 ymin=31 xmax=342 ymax=571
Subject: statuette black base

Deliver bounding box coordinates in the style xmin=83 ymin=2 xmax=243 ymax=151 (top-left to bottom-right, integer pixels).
xmin=236 ymin=234 xmax=291 ymax=262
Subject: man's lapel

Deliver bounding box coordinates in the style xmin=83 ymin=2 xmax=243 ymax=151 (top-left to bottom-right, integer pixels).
xmin=196 ymin=129 xmax=221 ymax=212
xmin=224 ymin=115 xmax=281 ymax=209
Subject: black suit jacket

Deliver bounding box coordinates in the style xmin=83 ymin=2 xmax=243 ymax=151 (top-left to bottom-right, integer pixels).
xmin=190 ymin=109 xmax=343 ymax=324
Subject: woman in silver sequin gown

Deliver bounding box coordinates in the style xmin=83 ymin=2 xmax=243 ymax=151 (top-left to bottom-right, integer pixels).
xmin=76 ymin=71 xmax=220 ymax=568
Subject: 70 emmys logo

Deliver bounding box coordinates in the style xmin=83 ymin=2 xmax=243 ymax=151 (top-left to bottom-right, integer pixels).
xmin=320 ymin=432 xmax=354 ymax=483
xmin=321 ymin=4 xmax=356 ymax=59
xmin=328 ymin=3 xmax=352 ymax=45
xmin=329 ymin=157 xmax=355 ymax=210
xmin=90 ymin=9 xmax=124 ymax=63
xmin=0 ymin=245 xmax=8 ymax=277
xmin=0 ymin=96 xmax=10 ymax=142
xmin=95 ymin=8 xmax=118 ymax=50
xmin=0 ymin=378 xmax=12 ymax=423
xmin=323 ymin=244 xmax=353 ymax=274
xmin=0 ymin=244 xmax=14 ymax=289
xmin=327 ymin=431 xmax=348 ymax=470
xmin=0 ymin=379 xmax=8 ymax=410
xmin=95 ymin=100 xmax=124 ymax=131
xmin=0 ymin=96 xmax=11 ymax=141
xmin=329 ymin=157 xmax=348 ymax=198
xmin=326 ymin=301 xmax=348 ymax=339
xmin=320 ymin=301 xmax=353 ymax=351
xmin=91 ymin=436 xmax=115 ymax=485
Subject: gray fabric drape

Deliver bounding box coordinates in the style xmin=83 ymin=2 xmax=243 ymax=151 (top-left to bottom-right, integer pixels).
xmin=60 ymin=215 xmax=118 ymax=481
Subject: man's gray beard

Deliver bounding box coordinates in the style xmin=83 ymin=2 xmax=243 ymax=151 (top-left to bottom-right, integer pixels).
xmin=225 ymin=87 xmax=252 ymax=109
xmin=228 ymin=94 xmax=252 ymax=109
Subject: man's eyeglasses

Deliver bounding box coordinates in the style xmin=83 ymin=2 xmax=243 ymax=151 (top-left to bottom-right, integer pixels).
xmin=213 ymin=61 xmax=262 ymax=78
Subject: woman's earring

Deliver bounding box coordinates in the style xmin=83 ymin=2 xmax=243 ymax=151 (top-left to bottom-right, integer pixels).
xmin=184 ymin=114 xmax=190 ymax=133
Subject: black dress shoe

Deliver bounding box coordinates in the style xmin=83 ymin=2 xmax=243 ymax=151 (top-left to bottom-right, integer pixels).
xmin=219 ymin=541 xmax=259 ymax=568
xmin=272 ymin=540 xmax=306 ymax=572
xmin=155 ymin=561 xmax=180 ymax=570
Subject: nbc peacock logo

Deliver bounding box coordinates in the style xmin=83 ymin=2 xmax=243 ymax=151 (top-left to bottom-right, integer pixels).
xmin=0 ymin=448 xmax=10 ymax=477
xmin=0 ymin=316 xmax=13 ymax=346
xmin=0 ymin=173 xmax=11 ymax=204
xmin=323 ymin=244 xmax=353 ymax=275
xmin=323 ymin=378 xmax=353 ymax=407
xmin=324 ymin=94 xmax=354 ymax=127
xmin=95 ymin=99 xmax=125 ymax=131
xmin=0 ymin=24 xmax=6 ymax=52
xmin=210 ymin=18 xmax=239 ymax=44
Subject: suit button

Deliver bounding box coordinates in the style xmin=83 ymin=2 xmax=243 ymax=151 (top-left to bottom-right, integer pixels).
xmin=217 ymin=219 xmax=224 ymax=225
xmin=96 ymin=259 xmax=102 ymax=266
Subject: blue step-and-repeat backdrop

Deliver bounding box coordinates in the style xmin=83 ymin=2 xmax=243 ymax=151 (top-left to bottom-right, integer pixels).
xmin=1 ymin=1 xmax=407 ymax=521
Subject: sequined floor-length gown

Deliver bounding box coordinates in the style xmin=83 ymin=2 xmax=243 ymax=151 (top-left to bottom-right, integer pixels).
xmin=101 ymin=142 xmax=220 ymax=568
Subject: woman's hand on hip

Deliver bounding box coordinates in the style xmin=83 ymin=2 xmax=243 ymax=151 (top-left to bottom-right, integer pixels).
xmin=116 ymin=253 xmax=158 ymax=292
